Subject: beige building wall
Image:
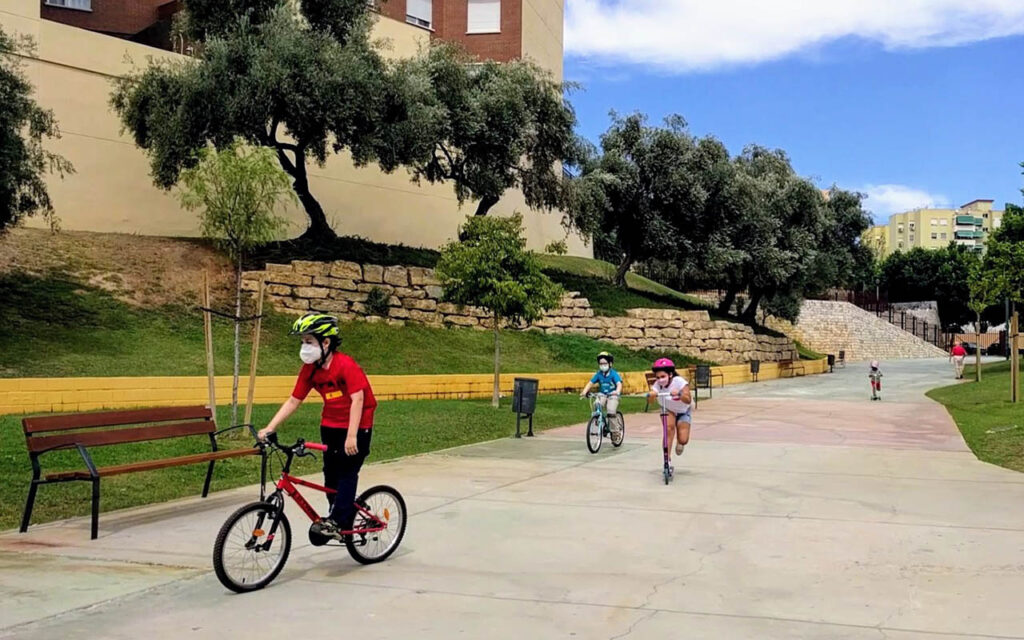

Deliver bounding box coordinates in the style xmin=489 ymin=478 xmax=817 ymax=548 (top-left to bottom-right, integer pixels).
xmin=867 ymin=201 xmax=1005 ymax=258
xmin=522 ymin=0 xmax=564 ymax=81
xmin=2 ymin=6 xmax=589 ymax=256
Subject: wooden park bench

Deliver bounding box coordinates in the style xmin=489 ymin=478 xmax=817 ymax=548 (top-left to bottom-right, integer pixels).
xmin=778 ymin=359 xmax=806 ymax=378
xmin=20 ymin=406 xmax=258 ymax=540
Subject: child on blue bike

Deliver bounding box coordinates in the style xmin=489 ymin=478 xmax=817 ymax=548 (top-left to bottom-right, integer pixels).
xmin=579 ymin=351 xmax=623 ymax=435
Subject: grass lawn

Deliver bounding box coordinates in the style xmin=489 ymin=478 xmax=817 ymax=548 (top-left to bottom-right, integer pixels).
xmin=1 ymin=395 xmax=647 ymax=531
xmin=926 ymin=359 xmax=1024 ymax=472
xmin=0 ymin=271 xmax=705 ymax=378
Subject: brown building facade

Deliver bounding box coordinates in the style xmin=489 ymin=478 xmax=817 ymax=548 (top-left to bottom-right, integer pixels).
xmin=41 ymin=0 xmax=563 ymax=79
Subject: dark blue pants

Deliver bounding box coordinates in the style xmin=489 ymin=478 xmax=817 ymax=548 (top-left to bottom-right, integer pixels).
xmin=321 ymin=426 xmax=372 ymax=527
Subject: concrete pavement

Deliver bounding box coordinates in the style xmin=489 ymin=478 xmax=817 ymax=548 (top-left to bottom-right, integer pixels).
xmin=2 ymin=358 xmax=1023 ymax=639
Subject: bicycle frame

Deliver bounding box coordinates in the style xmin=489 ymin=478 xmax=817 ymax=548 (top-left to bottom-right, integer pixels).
xmin=258 ymin=434 xmax=388 ymax=536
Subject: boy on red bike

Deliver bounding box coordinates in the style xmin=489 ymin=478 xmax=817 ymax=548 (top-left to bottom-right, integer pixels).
xmin=258 ymin=314 xmax=377 ymax=540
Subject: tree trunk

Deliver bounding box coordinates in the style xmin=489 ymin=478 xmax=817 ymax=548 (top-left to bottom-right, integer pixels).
xmin=475 ymin=194 xmax=500 ymax=217
xmin=295 ymin=180 xmax=335 ymax=240
xmin=718 ymin=286 xmax=739 ymax=315
xmin=231 ymin=257 xmax=242 ymax=427
xmin=613 ymin=252 xmax=633 ymax=288
xmin=492 ymin=316 xmax=501 ymax=408
xmin=976 ymin=311 xmax=982 ymax=382
xmin=741 ymin=289 xmax=764 ymax=323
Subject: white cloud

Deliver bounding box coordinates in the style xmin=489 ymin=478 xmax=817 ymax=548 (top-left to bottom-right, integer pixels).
xmin=861 ymin=184 xmax=950 ymax=220
xmin=565 ymin=0 xmax=1024 ymax=71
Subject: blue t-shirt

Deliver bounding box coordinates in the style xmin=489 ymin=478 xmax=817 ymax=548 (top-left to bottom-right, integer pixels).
xmin=590 ymin=369 xmax=623 ymax=394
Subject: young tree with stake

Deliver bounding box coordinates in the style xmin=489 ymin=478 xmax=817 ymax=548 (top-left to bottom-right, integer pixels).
xmin=435 ymin=214 xmax=563 ymax=407
xmin=178 ymin=141 xmax=294 ymax=424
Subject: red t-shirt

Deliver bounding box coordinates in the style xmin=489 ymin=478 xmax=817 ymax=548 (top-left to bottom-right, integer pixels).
xmin=951 ymin=345 xmax=967 ymax=356
xmin=291 ymin=353 xmax=377 ymax=429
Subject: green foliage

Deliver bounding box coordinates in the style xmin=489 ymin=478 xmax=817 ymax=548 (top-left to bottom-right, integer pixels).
xmin=409 ymin=44 xmax=577 ymax=216
xmin=364 ymin=286 xmax=391 ymax=317
xmin=0 ymin=28 xmax=74 ymax=233
xmin=436 ymin=214 xmax=563 ymax=325
xmin=880 ymin=244 xmax=981 ymax=327
xmin=178 ymin=141 xmax=292 ymax=260
xmin=111 ymin=2 xmax=430 ymax=238
xmin=979 ymin=198 xmax=1024 ymax=305
xmin=567 ymin=113 xmax=706 ymax=286
xmin=544 ymin=239 xmax=569 ymax=256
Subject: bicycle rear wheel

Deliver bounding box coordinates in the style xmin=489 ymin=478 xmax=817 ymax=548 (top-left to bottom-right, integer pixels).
xmin=346 ymin=485 xmax=407 ymax=565
xmin=213 ymin=501 xmax=292 ymax=593
xmin=611 ymin=412 xmax=625 ymax=447
xmin=586 ymin=416 xmax=603 ymax=453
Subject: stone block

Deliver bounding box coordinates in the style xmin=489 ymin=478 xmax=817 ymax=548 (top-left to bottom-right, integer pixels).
xmin=586 ymin=329 xmax=603 ymax=337
xmin=293 ymin=260 xmax=328 ymax=276
xmin=265 ymin=263 xmax=293 ymax=273
xmin=425 ymin=285 xmax=443 ymax=300
xmin=383 ymin=266 xmax=409 ymax=287
xmin=364 ymin=315 xmax=384 ymax=324
xmin=295 ymin=287 xmax=330 ymax=299
xmin=330 ymin=261 xmax=362 ymax=280
xmin=408 ymin=267 xmax=440 ymax=286
xmin=313 ymin=300 xmax=349 ymax=314
xmin=350 ymin=302 xmax=366 ymax=314
xmin=446 ymin=315 xmax=479 ymax=327
xmin=265 ymin=272 xmax=312 ymax=287
xmin=241 ymin=279 xmax=261 ymax=292
xmin=267 ymin=284 xmax=293 ymax=296
xmin=363 ymin=265 xmax=384 ymax=283
xmin=405 ymin=298 xmax=438 ymax=311
xmin=532 ymin=317 xmax=555 ymax=329
xmin=620 ymin=328 xmax=644 ymax=339
xmin=546 ymin=327 xmax=565 ymax=335
xmin=312 ymin=276 xmax=358 ymax=290
xmin=386 ymin=319 xmax=406 ymax=327
xmin=409 ymin=309 xmax=440 ymax=324
xmin=242 ymin=270 xmax=265 ymax=282
xmin=389 ymin=296 xmax=402 ymax=307
xmin=330 ymin=290 xmax=368 ymax=303
xmin=394 ymin=287 xmax=427 ymax=300
xmin=389 ymin=307 xmax=410 ymax=319
xmin=358 ymin=283 xmax=394 ymax=294
xmin=281 ymin=297 xmax=309 ymax=311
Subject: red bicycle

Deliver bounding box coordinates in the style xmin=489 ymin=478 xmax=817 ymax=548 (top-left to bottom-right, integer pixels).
xmin=212 ymin=430 xmax=407 ymax=593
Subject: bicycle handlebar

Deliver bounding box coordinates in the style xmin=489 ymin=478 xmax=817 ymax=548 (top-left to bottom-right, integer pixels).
xmin=304 ymin=441 xmax=328 ymax=452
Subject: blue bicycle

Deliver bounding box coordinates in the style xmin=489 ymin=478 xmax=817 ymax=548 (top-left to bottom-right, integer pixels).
xmin=585 ymin=393 xmax=625 ymax=453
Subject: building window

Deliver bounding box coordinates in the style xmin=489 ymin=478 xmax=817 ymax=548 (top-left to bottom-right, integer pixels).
xmin=909 ymin=234 xmax=915 ymax=242
xmin=897 ymin=226 xmax=904 ymax=234
xmin=468 ymin=0 xmax=501 ymax=33
xmin=898 ymin=241 xmax=904 ymax=249
xmin=940 ymin=219 xmax=948 ymax=226
xmin=931 ymin=232 xmax=938 ymax=240
xmin=941 ymin=233 xmax=947 ymax=240
xmin=909 ymin=222 xmax=916 ymax=231
xmin=931 ymin=218 xmax=937 ymax=225
xmin=45 ymin=0 xmax=91 ymax=9
xmin=407 ymin=0 xmax=433 ymax=28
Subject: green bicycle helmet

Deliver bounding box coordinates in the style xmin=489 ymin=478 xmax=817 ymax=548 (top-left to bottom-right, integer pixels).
xmin=597 ymin=351 xmax=614 ymax=364
xmin=290 ymin=313 xmax=340 ymax=347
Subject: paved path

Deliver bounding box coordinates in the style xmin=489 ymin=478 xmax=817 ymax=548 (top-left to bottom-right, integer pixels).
xmin=3 ymin=358 xmax=1023 ymax=639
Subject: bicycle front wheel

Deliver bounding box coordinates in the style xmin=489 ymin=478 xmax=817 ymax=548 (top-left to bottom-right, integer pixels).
xmin=213 ymin=501 xmax=292 ymax=593
xmin=347 ymin=485 xmax=407 ymax=565
xmin=586 ymin=416 xmax=603 ymax=453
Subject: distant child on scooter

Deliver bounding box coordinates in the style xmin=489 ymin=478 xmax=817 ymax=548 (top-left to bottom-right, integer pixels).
xmin=869 ymin=360 xmax=883 ymax=401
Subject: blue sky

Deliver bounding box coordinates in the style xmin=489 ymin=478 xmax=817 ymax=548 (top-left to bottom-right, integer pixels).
xmin=563 ymin=1 xmax=1024 ymax=223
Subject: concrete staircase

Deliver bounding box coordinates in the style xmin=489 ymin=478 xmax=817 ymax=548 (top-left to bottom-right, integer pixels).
xmin=768 ymin=300 xmax=948 ymax=362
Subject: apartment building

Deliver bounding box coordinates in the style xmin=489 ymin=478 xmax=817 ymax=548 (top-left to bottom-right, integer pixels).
xmin=864 ymin=200 xmax=1005 ymax=258
xmin=10 ymin=0 xmax=579 ymax=253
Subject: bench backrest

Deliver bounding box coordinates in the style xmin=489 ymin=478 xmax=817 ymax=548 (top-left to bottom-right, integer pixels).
xmin=23 ymin=406 xmax=215 ymax=454
xmin=643 ymin=372 xmax=656 ymax=391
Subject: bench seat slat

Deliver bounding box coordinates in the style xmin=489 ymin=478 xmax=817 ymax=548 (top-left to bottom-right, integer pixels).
xmin=23 ymin=406 xmax=212 ymax=434
xmin=26 ymin=421 xmax=215 ymax=452
xmin=44 ymin=448 xmax=258 ymax=481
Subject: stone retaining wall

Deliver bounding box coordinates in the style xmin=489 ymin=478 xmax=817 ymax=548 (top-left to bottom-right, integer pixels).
xmin=243 ymin=261 xmax=799 ymax=364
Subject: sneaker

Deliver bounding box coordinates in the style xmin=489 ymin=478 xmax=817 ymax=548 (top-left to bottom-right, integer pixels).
xmin=310 ymin=517 xmax=343 ymax=540
xmin=675 ymin=442 xmax=685 ymax=455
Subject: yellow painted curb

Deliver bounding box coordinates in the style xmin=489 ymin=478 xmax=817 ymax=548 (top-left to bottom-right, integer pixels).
xmin=0 ymin=360 xmax=828 ymax=416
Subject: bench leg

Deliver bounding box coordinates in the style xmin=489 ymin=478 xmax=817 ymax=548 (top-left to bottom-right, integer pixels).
xmin=20 ymin=481 xmax=39 ymax=533
xmin=90 ymin=479 xmax=100 ymax=540
xmin=202 ymin=460 xmax=216 ymax=498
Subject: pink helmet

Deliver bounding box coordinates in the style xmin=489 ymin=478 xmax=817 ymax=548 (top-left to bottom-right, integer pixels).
xmin=870 ymin=360 xmax=879 ymax=368
xmin=652 ymin=358 xmax=676 ymax=372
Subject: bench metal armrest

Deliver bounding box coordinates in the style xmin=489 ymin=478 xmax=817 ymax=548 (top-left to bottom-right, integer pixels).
xmin=214 ymin=423 xmax=258 ymax=439
xmin=76 ymin=444 xmax=99 ymax=479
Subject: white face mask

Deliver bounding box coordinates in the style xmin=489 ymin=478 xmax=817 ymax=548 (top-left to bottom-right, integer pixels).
xmin=299 ymin=342 xmax=322 ymax=365
xmin=599 ymin=363 xmax=610 ymax=373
